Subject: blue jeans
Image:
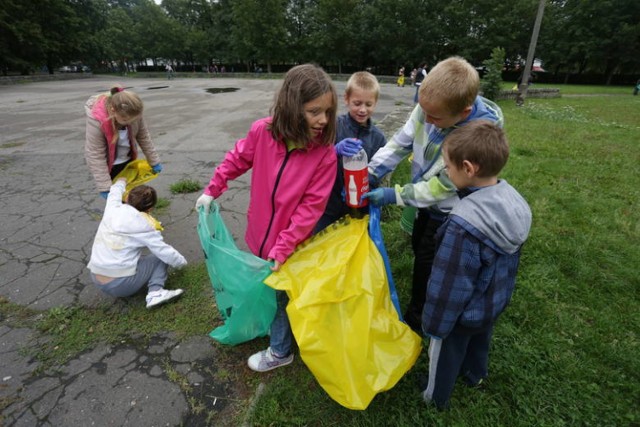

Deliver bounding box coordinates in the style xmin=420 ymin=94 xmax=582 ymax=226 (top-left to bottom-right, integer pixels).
xmin=269 ymin=290 xmax=293 ymax=357
xmin=90 ymin=255 xmax=167 ymax=297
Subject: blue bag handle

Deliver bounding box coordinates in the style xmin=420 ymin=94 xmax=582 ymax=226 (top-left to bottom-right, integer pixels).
xmin=368 ymin=206 xmax=403 ymax=319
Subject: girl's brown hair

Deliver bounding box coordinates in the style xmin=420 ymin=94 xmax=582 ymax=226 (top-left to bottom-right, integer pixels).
xmin=269 ymin=64 xmax=337 ymax=147
xmin=126 ymin=185 xmax=157 ymax=212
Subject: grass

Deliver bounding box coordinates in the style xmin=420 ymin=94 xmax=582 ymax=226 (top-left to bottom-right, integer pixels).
xmin=2 ymin=84 xmax=638 ymax=426
xmin=170 ymin=178 xmax=202 ymax=194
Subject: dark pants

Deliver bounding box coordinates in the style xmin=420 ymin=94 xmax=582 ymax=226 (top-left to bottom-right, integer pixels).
xmin=405 ymin=210 xmax=444 ymax=330
xmin=423 ymin=326 xmax=493 ymax=409
xmin=109 ymin=161 xmax=130 ymax=180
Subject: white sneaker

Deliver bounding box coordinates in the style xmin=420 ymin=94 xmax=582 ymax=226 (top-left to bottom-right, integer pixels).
xmin=146 ymin=289 xmax=184 ymax=308
xmin=247 ymin=347 xmax=293 ymax=372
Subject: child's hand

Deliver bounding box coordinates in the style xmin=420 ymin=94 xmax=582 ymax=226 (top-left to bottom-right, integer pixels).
xmin=195 ymin=194 xmax=214 ymax=213
xmin=269 ymin=259 xmax=281 ymax=272
xmin=335 ymin=138 xmax=362 ymax=157
xmin=362 ymin=187 xmax=397 ymax=207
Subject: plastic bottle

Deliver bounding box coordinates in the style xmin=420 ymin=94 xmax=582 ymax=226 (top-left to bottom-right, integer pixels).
xmin=343 ymin=148 xmax=369 ymax=208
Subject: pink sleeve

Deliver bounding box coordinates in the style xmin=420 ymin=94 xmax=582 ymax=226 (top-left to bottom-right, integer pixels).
xmin=204 ymin=122 xmax=258 ymax=198
xmin=268 ymin=148 xmax=337 ymax=263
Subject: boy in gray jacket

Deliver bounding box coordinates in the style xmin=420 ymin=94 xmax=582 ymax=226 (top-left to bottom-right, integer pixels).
xmin=421 ymin=121 xmax=532 ymax=409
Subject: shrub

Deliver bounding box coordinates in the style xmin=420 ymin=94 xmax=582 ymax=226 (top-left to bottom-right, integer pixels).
xmin=481 ymin=47 xmax=506 ymax=101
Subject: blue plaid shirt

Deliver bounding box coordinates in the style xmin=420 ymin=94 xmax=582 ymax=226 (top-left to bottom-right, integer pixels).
xmin=421 ymin=208 xmax=523 ymax=340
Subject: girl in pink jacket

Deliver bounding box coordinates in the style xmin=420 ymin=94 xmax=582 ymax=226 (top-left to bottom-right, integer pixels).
xmin=195 ymin=64 xmax=338 ymax=372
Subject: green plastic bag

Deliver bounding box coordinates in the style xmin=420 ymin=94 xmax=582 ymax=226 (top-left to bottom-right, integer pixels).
xmin=197 ymin=203 xmax=276 ymax=345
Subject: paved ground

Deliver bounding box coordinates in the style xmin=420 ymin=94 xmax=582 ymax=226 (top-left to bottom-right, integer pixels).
xmin=0 ymin=75 xmax=414 ymax=426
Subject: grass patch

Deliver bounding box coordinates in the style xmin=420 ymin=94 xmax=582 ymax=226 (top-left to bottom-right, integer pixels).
xmin=155 ymin=196 xmax=170 ymax=212
xmin=170 ymin=178 xmax=202 ymax=194
xmin=2 ymin=264 xmax=216 ymax=372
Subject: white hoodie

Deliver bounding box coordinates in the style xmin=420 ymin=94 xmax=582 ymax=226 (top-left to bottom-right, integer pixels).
xmin=88 ymin=181 xmax=187 ymax=277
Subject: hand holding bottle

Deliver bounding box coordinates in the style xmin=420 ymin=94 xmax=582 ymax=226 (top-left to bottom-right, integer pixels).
xmin=335 ymin=138 xmax=363 ymax=157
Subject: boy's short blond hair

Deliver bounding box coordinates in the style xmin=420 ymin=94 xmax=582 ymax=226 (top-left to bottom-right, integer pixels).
xmin=444 ymin=120 xmax=509 ymax=178
xmin=345 ymin=71 xmax=380 ymax=101
xmin=419 ymin=56 xmax=480 ymax=115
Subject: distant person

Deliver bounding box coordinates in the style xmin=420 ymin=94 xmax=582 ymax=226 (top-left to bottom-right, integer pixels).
xmin=363 ymin=56 xmax=504 ymax=332
xmin=165 ymin=64 xmax=174 ymax=80
xmin=85 ymin=86 xmax=162 ymax=199
xmin=410 ymin=68 xmax=417 ymax=86
xmin=195 ymin=64 xmax=338 ymax=372
xmin=314 ymin=71 xmax=387 ymax=233
xmin=87 ymin=179 xmax=187 ymax=308
xmin=413 ymin=62 xmax=427 ymax=103
xmin=397 ymin=66 xmax=406 ymax=87
xmin=420 ymin=120 xmax=532 ymax=409
xmin=634 ymin=78 xmax=640 ymax=96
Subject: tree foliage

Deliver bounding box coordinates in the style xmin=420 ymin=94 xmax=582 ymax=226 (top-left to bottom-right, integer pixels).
xmin=481 ymin=47 xmax=505 ymax=101
xmin=1 ymin=0 xmax=638 ymax=81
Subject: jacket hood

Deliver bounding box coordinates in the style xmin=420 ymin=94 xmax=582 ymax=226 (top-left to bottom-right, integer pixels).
xmin=450 ymin=180 xmax=531 ymax=254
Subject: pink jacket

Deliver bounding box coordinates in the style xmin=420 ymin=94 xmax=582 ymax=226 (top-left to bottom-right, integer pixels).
xmin=205 ymin=118 xmax=337 ymax=264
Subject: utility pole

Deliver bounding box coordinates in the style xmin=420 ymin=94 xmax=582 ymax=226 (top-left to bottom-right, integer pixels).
xmin=516 ymin=0 xmax=546 ymax=106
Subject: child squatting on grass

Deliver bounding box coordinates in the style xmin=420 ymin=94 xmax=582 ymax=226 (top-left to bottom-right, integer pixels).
xmin=195 ymin=64 xmax=338 ymax=372
xmin=313 ymin=71 xmax=387 ymax=233
xmin=87 ymin=179 xmax=187 ymax=308
xmin=420 ymin=121 xmax=532 ymax=409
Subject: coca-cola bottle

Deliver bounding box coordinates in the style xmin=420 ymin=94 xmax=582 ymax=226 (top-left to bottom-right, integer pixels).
xmin=343 ymin=148 xmax=369 ymax=209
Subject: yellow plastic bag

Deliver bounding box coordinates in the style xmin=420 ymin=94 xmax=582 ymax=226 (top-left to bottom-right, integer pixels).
xmin=112 ymin=159 xmax=158 ymax=199
xmin=264 ymin=212 xmax=421 ymax=410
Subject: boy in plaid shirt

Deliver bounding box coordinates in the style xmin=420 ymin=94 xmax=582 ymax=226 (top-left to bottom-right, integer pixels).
xmin=421 ymin=121 xmax=532 ymax=409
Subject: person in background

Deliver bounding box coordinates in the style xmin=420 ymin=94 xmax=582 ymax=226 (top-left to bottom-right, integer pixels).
xmin=195 ymin=64 xmax=338 ymax=372
xmin=85 ymin=86 xmax=162 ymax=199
xmin=397 ymin=66 xmax=406 ymax=87
xmin=420 ymin=120 xmax=531 ymax=409
xmin=363 ymin=56 xmax=504 ymax=332
xmin=314 ymin=71 xmax=387 ymax=232
xmin=413 ymin=62 xmax=428 ymax=103
xmin=87 ymin=178 xmax=186 ymax=308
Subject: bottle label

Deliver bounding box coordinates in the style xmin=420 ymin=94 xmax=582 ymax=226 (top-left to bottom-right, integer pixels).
xmin=343 ymin=168 xmax=369 ymax=208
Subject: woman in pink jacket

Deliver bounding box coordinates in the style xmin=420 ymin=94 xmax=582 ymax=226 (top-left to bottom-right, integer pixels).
xmin=85 ymin=86 xmax=162 ymax=198
xmin=195 ymin=64 xmax=338 ymax=372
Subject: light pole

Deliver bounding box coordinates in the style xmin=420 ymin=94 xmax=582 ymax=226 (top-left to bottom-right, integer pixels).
xmin=516 ymin=0 xmax=546 ymax=106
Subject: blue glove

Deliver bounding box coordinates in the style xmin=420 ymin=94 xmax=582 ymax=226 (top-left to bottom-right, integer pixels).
xmin=151 ymin=163 xmax=163 ymax=174
xmin=99 ymin=191 xmax=109 ymax=199
xmin=335 ymin=138 xmax=363 ymax=157
xmin=362 ymin=187 xmax=396 ymax=207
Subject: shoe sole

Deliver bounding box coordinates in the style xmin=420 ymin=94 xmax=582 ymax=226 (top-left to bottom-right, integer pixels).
xmin=146 ymin=290 xmax=184 ymax=309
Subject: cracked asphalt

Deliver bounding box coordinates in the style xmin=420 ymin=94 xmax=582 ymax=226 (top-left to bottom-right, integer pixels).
xmin=0 ymin=74 xmax=413 ymax=426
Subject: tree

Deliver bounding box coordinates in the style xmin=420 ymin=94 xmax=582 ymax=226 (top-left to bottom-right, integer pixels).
xmin=231 ymin=0 xmax=288 ymax=72
xmin=481 ymin=47 xmax=505 ymax=101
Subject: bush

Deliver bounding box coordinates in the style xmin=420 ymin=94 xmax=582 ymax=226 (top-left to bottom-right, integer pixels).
xmin=481 ymin=47 xmax=506 ymax=101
